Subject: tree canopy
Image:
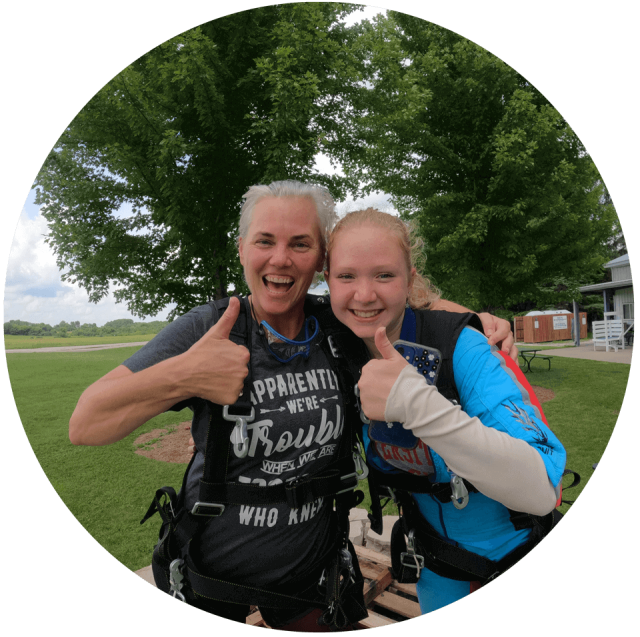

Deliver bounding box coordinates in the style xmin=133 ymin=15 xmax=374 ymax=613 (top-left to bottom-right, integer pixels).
xmin=331 ymin=12 xmax=618 ymax=310
xmin=35 ymin=3 xmax=364 ymax=319
xmin=34 ymin=5 xmax=619 ymax=318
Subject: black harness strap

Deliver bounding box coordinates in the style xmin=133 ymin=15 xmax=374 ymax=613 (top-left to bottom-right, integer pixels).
xmin=393 ymin=493 xmax=554 ymax=584
xmin=184 ymin=541 xmax=336 ymax=609
xmin=198 ymin=465 xmax=358 ymax=510
xmin=142 ymin=295 xmax=367 ymax=624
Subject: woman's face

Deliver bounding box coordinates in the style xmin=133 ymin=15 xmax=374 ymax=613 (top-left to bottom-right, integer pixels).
xmin=327 ymin=224 xmax=414 ymax=348
xmin=238 ymin=196 xmax=324 ymax=328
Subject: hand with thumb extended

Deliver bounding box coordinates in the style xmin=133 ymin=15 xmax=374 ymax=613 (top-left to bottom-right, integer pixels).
xmin=179 ymin=296 xmax=250 ymax=405
xmin=374 ymin=325 xmax=405 ymax=361
xmin=208 ymin=295 xmax=241 ymax=339
xmin=358 ymin=327 xmax=409 ymax=422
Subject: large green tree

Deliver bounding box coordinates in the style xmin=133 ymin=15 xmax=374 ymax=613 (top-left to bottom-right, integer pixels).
xmin=333 ymin=12 xmax=618 ymax=311
xmin=34 ymin=3 xmax=364 ymax=319
xmin=600 ymin=185 xmax=626 ymax=260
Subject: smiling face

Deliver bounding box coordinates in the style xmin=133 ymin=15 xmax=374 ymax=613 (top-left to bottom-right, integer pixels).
xmin=327 ymin=223 xmax=415 ymax=353
xmin=238 ymin=196 xmax=324 ymax=336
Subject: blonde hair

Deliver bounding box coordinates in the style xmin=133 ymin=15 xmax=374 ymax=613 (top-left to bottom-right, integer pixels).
xmin=326 ymin=208 xmax=440 ymax=309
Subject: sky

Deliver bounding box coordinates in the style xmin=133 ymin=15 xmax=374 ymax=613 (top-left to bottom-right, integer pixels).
xmin=2 ymin=5 xmax=388 ymax=328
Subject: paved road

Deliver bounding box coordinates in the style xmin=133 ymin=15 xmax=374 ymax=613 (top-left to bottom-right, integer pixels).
xmin=519 ymin=340 xmax=633 ymax=364
xmin=5 ymin=342 xmax=149 ymax=354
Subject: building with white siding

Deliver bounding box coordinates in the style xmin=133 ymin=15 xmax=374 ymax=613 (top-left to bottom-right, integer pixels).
xmin=579 ymin=254 xmax=633 ymax=334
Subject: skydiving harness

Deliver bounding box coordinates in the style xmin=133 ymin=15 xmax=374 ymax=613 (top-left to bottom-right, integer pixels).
xmin=140 ymin=295 xmax=369 ymax=629
xmin=348 ymin=307 xmax=581 ymax=585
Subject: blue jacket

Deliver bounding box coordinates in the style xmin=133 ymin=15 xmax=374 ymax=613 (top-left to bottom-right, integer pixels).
xmin=363 ymin=317 xmax=566 ymax=612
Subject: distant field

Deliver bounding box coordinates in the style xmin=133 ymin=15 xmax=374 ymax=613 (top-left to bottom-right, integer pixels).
xmin=4 ymin=334 xmax=154 ymax=349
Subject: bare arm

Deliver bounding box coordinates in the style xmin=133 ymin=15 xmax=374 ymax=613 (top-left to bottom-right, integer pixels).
xmin=69 ymin=297 xmax=249 ymax=446
xmin=429 ymin=299 xmax=471 ymax=313
xmin=70 ymin=361 xmax=191 ymax=446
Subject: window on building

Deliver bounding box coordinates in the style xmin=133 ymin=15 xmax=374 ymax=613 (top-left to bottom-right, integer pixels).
xmin=623 ymin=303 xmax=634 ymax=320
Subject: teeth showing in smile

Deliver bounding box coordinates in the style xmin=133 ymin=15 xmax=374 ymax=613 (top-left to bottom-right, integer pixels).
xmin=352 ymin=310 xmax=382 ymax=318
xmin=263 ymin=275 xmax=294 ymax=294
xmin=265 ymin=275 xmax=294 ymax=284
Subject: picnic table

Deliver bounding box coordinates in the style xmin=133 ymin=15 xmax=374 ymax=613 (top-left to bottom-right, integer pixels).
xmin=519 ymin=348 xmax=552 ymax=373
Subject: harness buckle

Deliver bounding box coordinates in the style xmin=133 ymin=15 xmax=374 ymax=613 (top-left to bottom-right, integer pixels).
xmin=336 ymin=472 xmax=359 ymax=495
xmin=485 ymin=570 xmax=501 ymax=584
xmin=353 ymin=385 xmax=370 ymax=424
xmin=191 ymin=502 xmax=226 ymax=517
xmin=327 ymin=335 xmax=342 ymax=358
xmin=450 ymin=472 xmax=469 ymax=510
xmin=318 ymin=568 xmax=327 ymax=592
xmin=223 ymin=405 xmax=255 ymax=459
xmin=285 ymin=477 xmax=308 ymax=509
xmin=169 ymin=559 xmax=186 ymax=602
xmin=400 ymin=529 xmax=425 ymax=578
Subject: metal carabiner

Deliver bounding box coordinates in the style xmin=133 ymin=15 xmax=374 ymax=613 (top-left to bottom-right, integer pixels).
xmin=223 ymin=405 xmax=255 ymax=458
xmin=169 ymin=559 xmax=186 ymax=602
xmin=400 ymin=529 xmax=425 ymax=578
xmin=353 ymin=443 xmax=369 ymax=481
xmin=450 ymin=472 xmax=469 ymax=510
xmin=340 ymin=548 xmax=356 ymax=584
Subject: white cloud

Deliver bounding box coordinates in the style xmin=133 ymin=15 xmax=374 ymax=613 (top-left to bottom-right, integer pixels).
xmin=344 ymin=4 xmax=385 ymax=26
xmin=3 ymin=4 xmax=394 ymax=331
xmin=314 ymin=152 xmax=397 ymax=216
xmin=5 ymin=208 xmax=61 ymax=290
xmin=3 ymin=207 xmax=175 ymax=326
xmin=4 ymin=282 xmax=175 ymax=327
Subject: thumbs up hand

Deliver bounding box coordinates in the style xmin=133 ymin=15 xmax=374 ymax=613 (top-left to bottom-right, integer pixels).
xmin=358 ymin=326 xmax=410 ymax=422
xmin=178 ymin=296 xmax=250 ymax=405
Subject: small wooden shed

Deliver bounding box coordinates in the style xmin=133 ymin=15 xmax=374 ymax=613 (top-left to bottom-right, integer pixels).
xmin=514 ymin=312 xmax=587 ymax=343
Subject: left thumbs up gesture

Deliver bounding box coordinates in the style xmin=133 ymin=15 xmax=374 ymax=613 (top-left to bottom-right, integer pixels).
xmin=358 ymin=326 xmax=410 ymax=422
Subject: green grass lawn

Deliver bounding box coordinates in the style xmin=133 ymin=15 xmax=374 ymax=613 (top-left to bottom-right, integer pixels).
xmin=5 ymin=349 xmax=628 ymax=571
xmin=521 ymin=357 xmax=627 ymax=514
xmin=5 ymin=334 xmax=154 ymax=349
xmin=7 ymin=347 xmax=189 ymax=570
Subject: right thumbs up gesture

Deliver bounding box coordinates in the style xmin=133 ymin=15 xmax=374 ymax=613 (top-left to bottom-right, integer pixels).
xmin=180 ymin=297 xmax=251 ymax=405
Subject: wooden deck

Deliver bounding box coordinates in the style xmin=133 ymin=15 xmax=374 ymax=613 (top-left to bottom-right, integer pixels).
xmin=246 ymin=545 xmax=420 ymax=628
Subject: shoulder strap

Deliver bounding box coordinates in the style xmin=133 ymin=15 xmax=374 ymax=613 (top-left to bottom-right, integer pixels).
xmin=305 ymin=294 xmax=369 ymax=446
xmin=199 ymin=296 xmax=253 ymax=491
xmin=414 ymin=310 xmax=483 ymax=402
xmin=195 ymin=295 xmax=363 ymax=511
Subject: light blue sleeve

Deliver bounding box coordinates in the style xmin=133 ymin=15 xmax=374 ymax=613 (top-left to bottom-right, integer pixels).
xmin=452 ymin=327 xmax=566 ymax=488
